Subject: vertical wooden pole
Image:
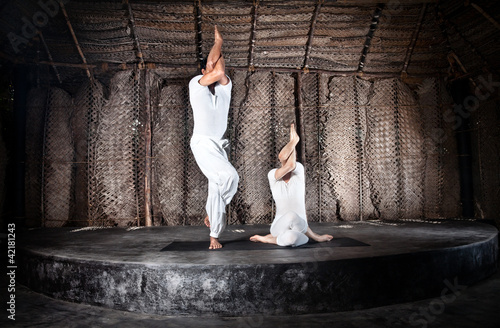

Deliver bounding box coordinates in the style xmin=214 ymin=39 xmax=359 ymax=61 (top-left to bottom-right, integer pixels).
xmin=353 ymin=78 xmax=364 ymax=221
xmin=248 ymin=0 xmax=259 ymax=71
xmin=144 ymin=70 xmax=153 ymax=226
xmin=357 ymin=4 xmax=384 ymax=74
xmin=59 ymin=1 xmax=93 ymax=81
xmin=296 ymin=72 xmax=306 ymax=166
xmin=317 ymin=73 xmax=323 ymax=222
xmin=303 ymin=0 xmax=322 ymax=72
xmin=401 ymin=4 xmax=427 ymax=79
xmin=195 ymin=0 xmax=203 ymax=69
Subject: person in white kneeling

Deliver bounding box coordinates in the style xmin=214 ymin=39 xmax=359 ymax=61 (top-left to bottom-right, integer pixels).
xmin=250 ymin=123 xmax=333 ymax=247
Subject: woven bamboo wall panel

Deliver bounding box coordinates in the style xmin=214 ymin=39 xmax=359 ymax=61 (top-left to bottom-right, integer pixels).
xmin=226 ymin=69 xmax=246 ymax=225
xmin=364 ymin=79 xmax=423 ymax=221
xmin=416 ymin=78 xmax=460 ymax=218
xmin=317 ymin=75 xmax=339 ymax=220
xmin=232 ymin=71 xmax=275 ymax=224
xmin=89 ymin=70 xmax=141 ymax=226
xmin=471 ymin=74 xmax=500 ymax=219
xmin=324 ymin=76 xmax=361 ymax=221
xmin=43 ymin=88 xmax=74 ymax=227
xmin=418 ymin=78 xmax=446 ymax=218
xmin=26 ymin=69 xmax=469 ymax=226
xmin=152 ymin=82 xmax=190 ymax=226
xmin=300 ymin=73 xmax=321 ymax=222
xmin=86 ymin=81 xmax=105 ymax=225
xmin=396 ymin=80 xmax=426 ymax=219
xmin=71 ymin=82 xmax=91 ymax=226
xmin=320 ymin=76 xmax=377 ymax=221
xmin=182 ymin=85 xmax=209 ymax=227
xmin=25 ymin=88 xmax=47 ymax=226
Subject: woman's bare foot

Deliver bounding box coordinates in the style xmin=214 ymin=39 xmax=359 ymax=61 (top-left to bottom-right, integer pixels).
xmin=250 ymin=234 xmax=277 ymax=244
xmin=313 ymin=234 xmax=334 ymax=242
xmin=204 ymin=215 xmax=210 ymax=228
xmin=305 ymin=227 xmax=333 ymax=242
xmin=290 ymin=123 xmax=300 ymax=145
xmin=209 ymin=237 xmax=222 ymax=249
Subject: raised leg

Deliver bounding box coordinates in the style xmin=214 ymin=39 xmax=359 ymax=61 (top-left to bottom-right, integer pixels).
xmin=278 ymin=123 xmax=300 ymax=166
xmin=275 ymin=123 xmax=300 ymax=181
xmin=205 ymin=25 xmax=223 ymax=72
xmin=199 ymin=25 xmax=229 ymax=88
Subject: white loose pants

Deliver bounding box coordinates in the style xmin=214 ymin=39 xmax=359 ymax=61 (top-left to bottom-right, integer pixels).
xmin=270 ymin=211 xmax=309 ymax=247
xmin=190 ymin=134 xmax=239 ymax=238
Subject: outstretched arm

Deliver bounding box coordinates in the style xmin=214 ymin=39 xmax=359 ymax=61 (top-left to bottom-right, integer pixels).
xmin=199 ymin=26 xmax=229 ymax=86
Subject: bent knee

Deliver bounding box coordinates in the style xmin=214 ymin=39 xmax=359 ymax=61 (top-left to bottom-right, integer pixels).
xmin=277 ymin=231 xmax=308 ymax=247
xmin=282 ymin=211 xmax=307 ymax=232
xmin=220 ymin=167 xmax=239 ymax=184
xmin=216 ymin=167 xmax=239 ymax=193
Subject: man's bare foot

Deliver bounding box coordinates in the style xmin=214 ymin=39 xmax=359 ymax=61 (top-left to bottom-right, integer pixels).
xmin=204 ymin=215 xmax=210 ymax=228
xmin=209 ymin=237 xmax=222 ymax=249
xmin=250 ymin=234 xmax=277 ymax=244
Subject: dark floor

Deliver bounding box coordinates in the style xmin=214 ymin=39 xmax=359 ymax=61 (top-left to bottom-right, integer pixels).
xmin=2 ymin=269 xmax=499 ymax=328
xmin=16 ymin=220 xmax=498 ymax=265
xmin=2 ymin=220 xmax=499 ymax=327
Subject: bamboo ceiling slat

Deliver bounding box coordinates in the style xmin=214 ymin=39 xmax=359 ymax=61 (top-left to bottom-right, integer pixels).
xmin=0 ymin=0 xmax=498 ymax=86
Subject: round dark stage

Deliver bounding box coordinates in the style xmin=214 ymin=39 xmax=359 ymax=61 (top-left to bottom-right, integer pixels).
xmin=18 ymin=220 xmax=498 ymax=316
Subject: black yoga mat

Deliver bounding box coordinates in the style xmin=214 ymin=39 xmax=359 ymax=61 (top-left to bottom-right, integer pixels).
xmin=161 ymin=237 xmax=369 ymax=251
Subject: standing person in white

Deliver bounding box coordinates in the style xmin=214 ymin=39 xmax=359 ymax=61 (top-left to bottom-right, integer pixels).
xmin=189 ymin=26 xmax=239 ymax=249
xmin=250 ymin=124 xmax=333 ymax=247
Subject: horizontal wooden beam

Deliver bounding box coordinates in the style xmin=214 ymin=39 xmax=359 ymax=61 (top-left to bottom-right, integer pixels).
xmin=38 ymin=61 xmax=97 ymax=69
xmin=25 ymin=59 xmax=446 ymax=82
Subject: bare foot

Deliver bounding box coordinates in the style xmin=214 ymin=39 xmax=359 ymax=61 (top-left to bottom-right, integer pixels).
xmin=250 ymin=234 xmax=277 ymax=244
xmin=313 ymin=234 xmax=333 ymax=242
xmin=306 ymin=227 xmax=333 ymax=243
xmin=209 ymin=237 xmax=222 ymax=249
xmin=290 ymin=123 xmax=300 ymax=145
xmin=204 ymin=215 xmax=210 ymax=228
xmin=214 ymin=25 xmax=223 ymax=43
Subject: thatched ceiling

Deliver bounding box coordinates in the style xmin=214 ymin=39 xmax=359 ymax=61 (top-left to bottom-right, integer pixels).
xmin=0 ymin=0 xmax=499 ymax=85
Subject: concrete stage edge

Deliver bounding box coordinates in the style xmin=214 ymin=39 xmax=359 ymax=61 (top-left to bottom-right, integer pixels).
xmin=18 ymin=220 xmax=498 ymax=317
